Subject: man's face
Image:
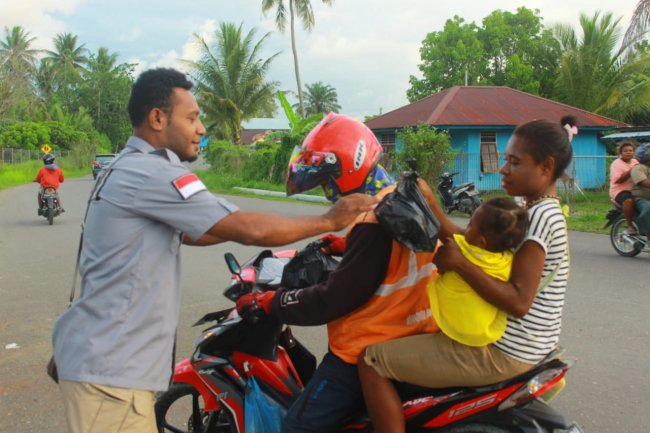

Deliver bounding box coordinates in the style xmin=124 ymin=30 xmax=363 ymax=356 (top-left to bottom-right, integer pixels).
xmin=163 ymin=88 xmax=206 ymax=162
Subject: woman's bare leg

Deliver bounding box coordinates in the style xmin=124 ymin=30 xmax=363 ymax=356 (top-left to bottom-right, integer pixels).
xmin=358 ymin=350 xmax=405 ymax=433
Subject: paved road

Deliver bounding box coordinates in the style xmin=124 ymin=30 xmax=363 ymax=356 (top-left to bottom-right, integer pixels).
xmin=1 ymin=176 xmax=649 ymax=433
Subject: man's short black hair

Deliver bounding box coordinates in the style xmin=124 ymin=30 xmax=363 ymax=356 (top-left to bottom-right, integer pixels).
xmin=127 ymin=68 xmax=194 ymax=127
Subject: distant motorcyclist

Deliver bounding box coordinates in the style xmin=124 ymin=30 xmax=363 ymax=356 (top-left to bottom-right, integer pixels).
xmin=34 ymin=154 xmax=64 ymax=214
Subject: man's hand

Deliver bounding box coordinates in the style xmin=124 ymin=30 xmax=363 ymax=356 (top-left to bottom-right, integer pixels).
xmin=236 ymin=291 xmax=276 ymax=317
xmin=324 ymin=193 xmax=378 ymax=231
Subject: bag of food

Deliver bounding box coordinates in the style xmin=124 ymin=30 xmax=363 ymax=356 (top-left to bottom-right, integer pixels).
xmin=281 ymin=240 xmax=339 ymax=289
xmin=374 ymin=171 xmax=440 ymax=252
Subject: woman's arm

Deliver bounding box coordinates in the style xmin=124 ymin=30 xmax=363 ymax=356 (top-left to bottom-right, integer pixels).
xmin=433 ymin=238 xmax=544 ymax=317
xmin=417 ymin=178 xmax=464 ymax=238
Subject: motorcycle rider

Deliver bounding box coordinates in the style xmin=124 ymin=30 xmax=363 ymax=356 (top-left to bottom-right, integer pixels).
xmin=630 ymin=143 xmax=650 ymax=244
xmin=34 ymin=153 xmax=64 ymax=214
xmin=237 ymin=112 xmax=439 ymax=433
xmin=609 ymin=142 xmax=638 ymax=234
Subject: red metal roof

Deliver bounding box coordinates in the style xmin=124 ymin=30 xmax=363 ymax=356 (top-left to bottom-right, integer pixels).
xmin=365 ymin=86 xmax=628 ymax=129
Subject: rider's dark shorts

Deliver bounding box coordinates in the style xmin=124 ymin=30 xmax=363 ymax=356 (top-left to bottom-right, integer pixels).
xmin=615 ymin=190 xmax=634 ymax=206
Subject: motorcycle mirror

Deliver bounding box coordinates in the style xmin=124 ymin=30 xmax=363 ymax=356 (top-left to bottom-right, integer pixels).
xmin=224 ymin=253 xmax=242 ymax=276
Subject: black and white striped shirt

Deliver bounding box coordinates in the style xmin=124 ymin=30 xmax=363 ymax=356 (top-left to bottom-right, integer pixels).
xmin=493 ymin=199 xmax=569 ymax=364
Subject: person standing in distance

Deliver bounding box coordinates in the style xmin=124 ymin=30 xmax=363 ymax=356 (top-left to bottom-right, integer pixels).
xmin=51 ymin=68 xmax=376 ymax=433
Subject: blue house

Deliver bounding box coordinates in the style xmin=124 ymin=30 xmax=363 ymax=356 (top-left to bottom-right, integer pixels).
xmin=365 ymin=86 xmax=627 ymax=190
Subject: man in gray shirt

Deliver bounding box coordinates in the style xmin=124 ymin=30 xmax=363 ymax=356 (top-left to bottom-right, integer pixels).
xmin=51 ymin=68 xmax=376 ymax=433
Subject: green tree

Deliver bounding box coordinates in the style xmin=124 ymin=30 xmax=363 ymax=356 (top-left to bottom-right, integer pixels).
xmin=407 ymin=8 xmax=561 ymax=101
xmin=79 ymin=47 xmax=134 ymax=149
xmin=395 ymin=125 xmax=457 ymax=186
xmin=261 ymin=0 xmax=334 ymax=116
xmin=189 ymin=22 xmax=279 ymax=145
xmin=553 ymin=11 xmax=650 ymax=121
xmin=0 ymin=26 xmax=39 ymax=121
xmin=298 ymin=81 xmax=341 ymax=116
xmin=407 ymin=16 xmax=485 ymax=101
xmin=44 ymin=32 xmax=89 ymax=111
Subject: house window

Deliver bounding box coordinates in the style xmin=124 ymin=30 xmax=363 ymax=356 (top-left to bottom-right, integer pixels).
xmin=380 ymin=133 xmax=396 ymax=155
xmin=480 ymin=131 xmax=499 ymax=173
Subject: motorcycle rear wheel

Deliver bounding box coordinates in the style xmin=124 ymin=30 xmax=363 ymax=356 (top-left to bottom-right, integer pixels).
xmin=610 ymin=217 xmax=642 ymax=257
xmin=155 ymin=383 xmax=236 ymax=433
xmin=47 ymin=207 xmax=54 ymax=225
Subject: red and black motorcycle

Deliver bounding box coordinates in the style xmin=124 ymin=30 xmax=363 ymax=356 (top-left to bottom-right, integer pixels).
xmin=155 ymin=248 xmax=583 ymax=433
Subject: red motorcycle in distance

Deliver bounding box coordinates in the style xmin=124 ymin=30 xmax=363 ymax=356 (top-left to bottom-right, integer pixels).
xmin=155 ymin=247 xmax=583 ymax=433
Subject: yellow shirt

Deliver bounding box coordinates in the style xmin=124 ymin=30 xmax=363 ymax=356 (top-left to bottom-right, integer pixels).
xmin=427 ymin=233 xmax=511 ymax=347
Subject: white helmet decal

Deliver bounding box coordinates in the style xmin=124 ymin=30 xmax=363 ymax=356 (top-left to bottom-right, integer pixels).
xmin=354 ymin=139 xmax=366 ymax=170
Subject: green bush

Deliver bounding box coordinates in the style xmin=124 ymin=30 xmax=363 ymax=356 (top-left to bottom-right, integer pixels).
xmin=395 ymin=125 xmax=457 ymax=185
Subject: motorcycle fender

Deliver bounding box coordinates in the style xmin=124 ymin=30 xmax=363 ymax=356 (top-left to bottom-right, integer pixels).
xmin=172 ymin=358 xmax=220 ymax=411
xmin=484 ymin=399 xmax=575 ymax=431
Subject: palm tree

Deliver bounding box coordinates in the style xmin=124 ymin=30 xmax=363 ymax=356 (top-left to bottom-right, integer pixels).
xmin=0 ymin=26 xmax=39 ymax=75
xmin=44 ymin=32 xmax=88 ymax=110
xmin=299 ymin=81 xmax=341 ymax=116
xmin=0 ymin=26 xmax=39 ymax=121
xmin=189 ymin=22 xmax=280 ymax=145
xmin=553 ymin=11 xmax=650 ymax=121
xmin=261 ymin=0 xmax=334 ymax=117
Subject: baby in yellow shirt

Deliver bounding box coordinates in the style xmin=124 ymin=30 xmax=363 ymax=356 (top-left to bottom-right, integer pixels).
xmin=428 ymin=197 xmax=528 ymax=346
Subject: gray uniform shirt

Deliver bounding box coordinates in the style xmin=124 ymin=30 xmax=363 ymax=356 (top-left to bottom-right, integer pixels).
xmin=52 ymin=136 xmax=238 ymax=391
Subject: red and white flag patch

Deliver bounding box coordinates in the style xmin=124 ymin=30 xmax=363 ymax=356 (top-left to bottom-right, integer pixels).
xmin=172 ymin=173 xmax=207 ymax=199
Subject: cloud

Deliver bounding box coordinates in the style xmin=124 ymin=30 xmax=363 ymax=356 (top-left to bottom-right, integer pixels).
xmin=0 ymin=0 xmax=84 ymax=51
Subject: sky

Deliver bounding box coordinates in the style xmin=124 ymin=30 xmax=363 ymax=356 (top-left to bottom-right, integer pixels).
xmin=0 ymin=0 xmax=642 ymax=120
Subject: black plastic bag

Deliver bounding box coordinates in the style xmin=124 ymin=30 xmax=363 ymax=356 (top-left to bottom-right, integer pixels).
xmin=281 ymin=241 xmax=339 ymax=289
xmin=374 ymin=171 xmax=440 ymax=252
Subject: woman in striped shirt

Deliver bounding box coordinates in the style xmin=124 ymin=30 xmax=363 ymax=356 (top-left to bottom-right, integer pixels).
xmin=359 ymin=119 xmax=573 ymax=433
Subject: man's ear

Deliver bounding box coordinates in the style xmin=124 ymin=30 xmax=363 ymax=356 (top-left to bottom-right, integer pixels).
xmin=476 ymin=234 xmax=489 ymax=250
xmin=148 ymin=108 xmax=166 ymax=132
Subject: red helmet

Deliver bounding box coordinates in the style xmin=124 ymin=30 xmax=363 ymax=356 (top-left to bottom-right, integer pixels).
xmin=286 ymin=112 xmax=382 ymax=197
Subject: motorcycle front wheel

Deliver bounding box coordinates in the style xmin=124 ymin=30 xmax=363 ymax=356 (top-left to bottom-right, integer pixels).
xmin=155 ymin=383 xmax=236 ymax=433
xmin=47 ymin=207 xmax=54 ymax=225
xmin=610 ymin=217 xmax=642 ymax=257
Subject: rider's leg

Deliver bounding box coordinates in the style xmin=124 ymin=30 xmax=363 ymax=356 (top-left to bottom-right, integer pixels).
xmin=282 ymin=352 xmax=363 ymax=433
xmin=56 ymin=189 xmax=64 ymax=210
xmin=359 ymin=351 xmax=404 ymax=433
xmin=623 ymin=198 xmax=636 ymax=231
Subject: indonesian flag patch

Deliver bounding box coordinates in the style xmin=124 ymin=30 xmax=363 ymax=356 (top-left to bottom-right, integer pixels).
xmin=172 ymin=173 xmax=207 ymax=199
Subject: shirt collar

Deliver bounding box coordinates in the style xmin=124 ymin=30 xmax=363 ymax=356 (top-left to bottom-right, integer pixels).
xmin=125 ymin=136 xmax=182 ymax=164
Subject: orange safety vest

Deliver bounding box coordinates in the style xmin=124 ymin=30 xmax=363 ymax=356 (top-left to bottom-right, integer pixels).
xmin=327 ymin=187 xmax=440 ymax=364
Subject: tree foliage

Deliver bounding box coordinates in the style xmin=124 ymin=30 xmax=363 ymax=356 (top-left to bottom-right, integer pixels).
xmin=553 ymin=11 xmax=650 ymax=121
xmin=261 ymin=0 xmax=334 ymax=116
xmin=298 ymin=81 xmax=341 ymax=116
xmin=407 ymin=7 xmax=561 ymax=101
xmin=395 ymin=126 xmax=457 ymax=186
xmin=189 ymin=22 xmax=279 ymax=145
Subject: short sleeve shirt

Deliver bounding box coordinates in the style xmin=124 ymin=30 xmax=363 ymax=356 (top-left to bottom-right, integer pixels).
xmin=631 ymin=164 xmax=650 ymax=200
xmin=609 ymin=158 xmax=639 ymax=203
xmin=52 ymin=136 xmax=238 ymax=391
xmin=493 ymin=199 xmax=569 ymax=364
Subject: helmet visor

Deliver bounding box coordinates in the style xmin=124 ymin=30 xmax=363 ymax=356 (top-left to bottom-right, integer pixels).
xmin=286 ymin=146 xmax=341 ymax=196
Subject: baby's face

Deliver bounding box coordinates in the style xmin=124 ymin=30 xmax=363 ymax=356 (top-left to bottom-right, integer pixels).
xmin=464 ymin=206 xmax=486 ymax=248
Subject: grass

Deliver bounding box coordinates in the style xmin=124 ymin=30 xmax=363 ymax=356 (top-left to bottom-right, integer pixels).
xmin=0 ymin=159 xmax=90 ymax=190
xmin=1 ymin=164 xmax=614 ymax=233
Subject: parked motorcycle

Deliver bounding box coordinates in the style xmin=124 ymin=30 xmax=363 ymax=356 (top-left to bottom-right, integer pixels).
xmin=437 ymin=172 xmax=481 ymax=216
xmin=38 ymin=187 xmax=62 ymax=225
xmin=155 ymin=246 xmax=582 ymax=433
xmin=605 ymin=206 xmax=649 ymax=257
